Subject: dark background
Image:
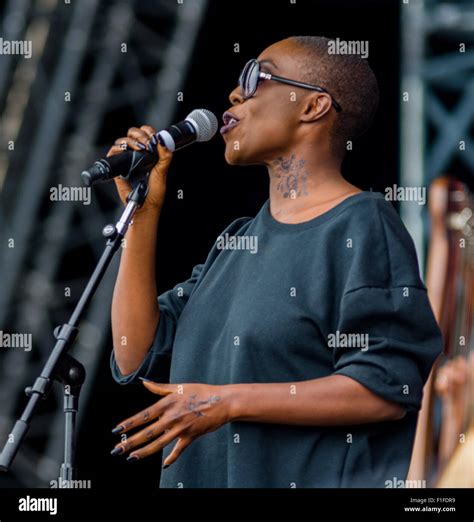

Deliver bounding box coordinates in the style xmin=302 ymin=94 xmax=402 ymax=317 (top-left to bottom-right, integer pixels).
xmin=73 ymin=0 xmax=400 ymax=493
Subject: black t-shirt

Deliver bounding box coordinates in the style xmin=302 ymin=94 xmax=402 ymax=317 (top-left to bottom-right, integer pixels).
xmin=111 ymin=191 xmax=442 ymax=487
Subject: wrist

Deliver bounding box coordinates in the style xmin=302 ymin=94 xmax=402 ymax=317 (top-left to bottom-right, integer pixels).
xmin=223 ymin=384 xmax=250 ymax=422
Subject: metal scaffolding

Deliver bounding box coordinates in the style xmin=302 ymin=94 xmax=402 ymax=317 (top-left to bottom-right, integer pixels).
xmin=400 ymin=0 xmax=474 ymax=272
xmin=0 ymin=0 xmax=208 ymax=486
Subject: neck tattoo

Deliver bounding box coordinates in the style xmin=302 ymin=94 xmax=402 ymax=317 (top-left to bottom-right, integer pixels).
xmin=270 ymin=154 xmax=309 ymax=198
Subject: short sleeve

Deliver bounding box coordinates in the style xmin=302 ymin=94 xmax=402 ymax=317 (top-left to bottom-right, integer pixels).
xmin=110 ymin=263 xmax=204 ymax=385
xmin=332 ymin=285 xmax=443 ymax=412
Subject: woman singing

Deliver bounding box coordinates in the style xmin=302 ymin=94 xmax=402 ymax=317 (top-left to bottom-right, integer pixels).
xmin=108 ymin=36 xmax=442 ymax=488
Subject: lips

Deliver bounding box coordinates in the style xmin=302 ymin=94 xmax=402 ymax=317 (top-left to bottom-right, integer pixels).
xmin=220 ymin=111 xmax=241 ymax=135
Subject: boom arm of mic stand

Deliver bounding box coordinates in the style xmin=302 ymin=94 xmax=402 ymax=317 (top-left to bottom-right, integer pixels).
xmin=0 ymin=179 xmax=149 ymax=475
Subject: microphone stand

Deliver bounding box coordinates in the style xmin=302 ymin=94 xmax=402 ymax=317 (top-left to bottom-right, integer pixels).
xmin=0 ymin=176 xmax=149 ymax=483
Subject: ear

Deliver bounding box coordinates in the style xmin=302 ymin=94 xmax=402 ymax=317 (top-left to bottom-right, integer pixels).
xmin=300 ymin=92 xmax=332 ymax=123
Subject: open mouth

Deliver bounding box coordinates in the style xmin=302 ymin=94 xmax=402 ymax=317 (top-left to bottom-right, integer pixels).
xmin=220 ymin=111 xmax=241 ymax=135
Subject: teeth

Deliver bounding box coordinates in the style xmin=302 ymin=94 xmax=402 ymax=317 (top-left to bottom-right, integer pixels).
xmin=222 ymin=114 xmax=239 ymax=127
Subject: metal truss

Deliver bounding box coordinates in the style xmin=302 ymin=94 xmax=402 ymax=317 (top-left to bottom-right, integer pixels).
xmin=0 ymin=0 xmax=208 ymax=487
xmin=400 ymin=0 xmax=474 ymax=271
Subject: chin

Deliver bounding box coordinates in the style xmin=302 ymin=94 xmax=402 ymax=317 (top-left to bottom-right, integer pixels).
xmin=224 ymin=148 xmax=244 ymax=166
xmin=224 ymin=145 xmax=260 ymax=166
xmin=225 ymin=154 xmax=244 ymax=166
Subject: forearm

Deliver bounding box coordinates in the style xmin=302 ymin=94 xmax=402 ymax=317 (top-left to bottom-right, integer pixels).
xmin=112 ymin=207 xmax=161 ymax=375
xmin=227 ymin=375 xmax=405 ymax=426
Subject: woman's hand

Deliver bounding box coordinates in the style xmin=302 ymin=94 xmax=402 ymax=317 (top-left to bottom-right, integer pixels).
xmin=111 ymin=380 xmax=235 ymax=467
xmin=107 ymin=125 xmax=173 ymax=212
xmin=110 ymin=375 xmax=409 ymax=469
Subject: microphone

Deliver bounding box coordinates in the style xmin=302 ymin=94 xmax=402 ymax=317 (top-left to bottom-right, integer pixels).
xmin=81 ymin=109 xmax=218 ymax=187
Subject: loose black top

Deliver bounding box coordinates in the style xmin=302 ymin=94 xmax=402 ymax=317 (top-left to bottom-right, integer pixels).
xmin=111 ymin=192 xmax=442 ymax=488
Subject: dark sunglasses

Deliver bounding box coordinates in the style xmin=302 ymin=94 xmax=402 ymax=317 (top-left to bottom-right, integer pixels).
xmin=238 ymin=58 xmax=342 ymax=113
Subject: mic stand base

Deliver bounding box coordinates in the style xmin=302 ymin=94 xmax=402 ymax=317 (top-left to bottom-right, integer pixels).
xmin=0 ymin=180 xmax=149 ymax=480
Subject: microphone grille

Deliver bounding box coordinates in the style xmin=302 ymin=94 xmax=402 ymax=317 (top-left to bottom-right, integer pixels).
xmin=185 ymin=109 xmax=218 ymax=142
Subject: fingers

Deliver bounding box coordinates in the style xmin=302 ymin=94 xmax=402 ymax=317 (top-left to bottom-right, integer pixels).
xmin=122 ymin=131 xmax=150 ymax=151
xmin=112 ymin=395 xmax=172 ymax=435
xmin=114 ymin=415 xmax=170 ymax=454
xmin=163 ymin=437 xmax=192 ymax=467
xmin=137 ymin=125 xmax=173 ymax=163
xmin=140 ymin=125 xmax=157 ymax=142
xmin=111 ymin=382 xmax=175 ymax=434
xmin=127 ymin=426 xmax=183 ymax=461
xmin=107 ymin=136 xmax=146 ymax=157
xmin=128 ymin=126 xmax=157 ymax=153
xmin=155 ymin=141 xmax=173 ymax=167
xmin=108 ymin=125 xmax=158 ymax=158
xmin=141 ymin=380 xmax=176 ymax=396
xmin=107 ymin=124 xmax=169 ymax=162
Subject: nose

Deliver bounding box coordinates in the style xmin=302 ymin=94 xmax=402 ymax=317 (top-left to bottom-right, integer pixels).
xmin=229 ymin=85 xmax=244 ymax=105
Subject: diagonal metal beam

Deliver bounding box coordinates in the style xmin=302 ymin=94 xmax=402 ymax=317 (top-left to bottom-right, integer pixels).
xmin=147 ymin=0 xmax=209 ymax=126
xmin=0 ymin=0 xmax=209 ymax=486
xmin=0 ymin=0 xmax=100 ymax=327
xmin=426 ymin=80 xmax=474 ymax=180
xmin=422 ymin=49 xmax=474 ymax=81
xmin=0 ymin=0 xmax=32 ymax=102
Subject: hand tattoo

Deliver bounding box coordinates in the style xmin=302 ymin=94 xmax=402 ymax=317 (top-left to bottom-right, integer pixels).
xmin=270 ymin=154 xmax=309 ymax=198
xmin=187 ymin=394 xmax=221 ymax=417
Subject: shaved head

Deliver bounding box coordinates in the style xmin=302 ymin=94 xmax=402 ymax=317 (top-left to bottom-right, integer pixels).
xmin=288 ymin=36 xmax=379 ymax=158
